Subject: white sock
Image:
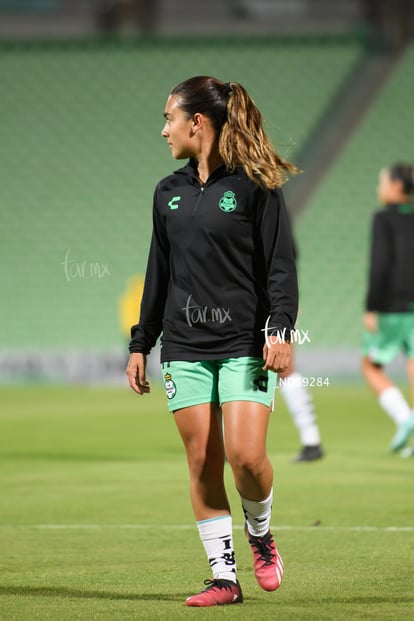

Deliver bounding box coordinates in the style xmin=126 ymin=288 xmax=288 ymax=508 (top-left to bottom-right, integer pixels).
xmin=279 ymin=372 xmax=321 ymax=446
xmin=197 ymin=515 xmax=237 ymax=583
xmin=379 ymin=386 xmax=411 ymax=426
xmin=241 ymin=488 xmax=273 ymax=538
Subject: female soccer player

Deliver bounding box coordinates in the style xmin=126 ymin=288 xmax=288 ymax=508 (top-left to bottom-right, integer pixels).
xmin=362 ymin=163 xmax=414 ymax=453
xmin=126 ymin=76 xmax=299 ymax=606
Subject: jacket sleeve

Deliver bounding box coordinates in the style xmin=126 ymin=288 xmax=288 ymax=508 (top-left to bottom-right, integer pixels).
xmin=365 ymin=211 xmax=390 ymax=311
xmin=257 ymin=188 xmax=299 ymax=338
xmin=129 ymin=189 xmax=170 ymax=355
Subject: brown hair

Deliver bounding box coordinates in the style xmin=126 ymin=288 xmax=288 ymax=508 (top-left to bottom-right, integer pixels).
xmin=388 ymin=162 xmax=414 ymax=201
xmin=170 ymin=75 xmax=299 ymax=190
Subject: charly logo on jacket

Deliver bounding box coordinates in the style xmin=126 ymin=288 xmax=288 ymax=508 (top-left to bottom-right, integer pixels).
xmin=168 ymin=196 xmax=181 ymax=210
xmin=164 ymin=372 xmax=177 ymax=399
xmin=219 ymin=190 xmax=237 ymax=212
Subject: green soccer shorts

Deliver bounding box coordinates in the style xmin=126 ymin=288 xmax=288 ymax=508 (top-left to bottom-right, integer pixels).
xmin=362 ymin=312 xmax=414 ymax=365
xmin=161 ymin=357 xmax=277 ymax=412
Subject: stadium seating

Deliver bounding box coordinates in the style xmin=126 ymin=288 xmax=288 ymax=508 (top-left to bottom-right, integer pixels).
xmin=0 ymin=36 xmax=364 ymax=351
xmin=295 ymin=44 xmax=414 ymax=350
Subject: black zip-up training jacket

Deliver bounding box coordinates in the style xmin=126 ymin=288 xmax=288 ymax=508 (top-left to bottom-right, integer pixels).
xmin=366 ymin=203 xmax=414 ymax=312
xmin=129 ymin=160 xmax=298 ymax=362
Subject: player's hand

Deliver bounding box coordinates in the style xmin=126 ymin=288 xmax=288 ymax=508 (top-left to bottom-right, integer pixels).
xmin=126 ymin=353 xmax=150 ymax=395
xmin=363 ymin=312 xmax=378 ymax=333
xmin=263 ymin=341 xmax=291 ymax=373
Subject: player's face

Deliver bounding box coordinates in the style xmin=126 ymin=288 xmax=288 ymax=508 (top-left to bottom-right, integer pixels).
xmin=377 ymin=169 xmax=403 ymax=204
xmin=161 ymin=95 xmax=194 ymax=159
xmin=377 ymin=169 xmax=393 ymax=204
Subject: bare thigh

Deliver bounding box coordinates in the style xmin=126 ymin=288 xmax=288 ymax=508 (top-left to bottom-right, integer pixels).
xmin=173 ymin=402 xmax=229 ymax=520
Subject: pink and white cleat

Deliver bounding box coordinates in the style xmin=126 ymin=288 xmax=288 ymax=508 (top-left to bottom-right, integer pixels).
xmin=246 ymin=528 xmax=284 ymax=591
xmin=185 ymin=578 xmax=243 ymax=607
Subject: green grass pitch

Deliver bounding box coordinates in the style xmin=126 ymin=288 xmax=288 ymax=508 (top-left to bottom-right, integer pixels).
xmin=0 ymin=381 xmax=413 ymax=620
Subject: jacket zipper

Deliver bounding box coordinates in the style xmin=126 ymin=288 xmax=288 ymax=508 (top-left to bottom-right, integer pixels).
xmin=193 ymin=184 xmax=205 ymax=214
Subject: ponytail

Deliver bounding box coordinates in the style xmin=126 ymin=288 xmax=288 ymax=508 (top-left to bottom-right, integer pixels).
xmin=219 ymin=82 xmax=299 ymax=189
xmin=170 ymin=76 xmax=299 ymax=190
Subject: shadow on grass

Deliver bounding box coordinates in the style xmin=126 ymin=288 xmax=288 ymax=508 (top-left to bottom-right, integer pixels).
xmin=1 ymin=586 xmax=413 ymax=607
xmin=0 ymin=585 xmax=186 ymax=602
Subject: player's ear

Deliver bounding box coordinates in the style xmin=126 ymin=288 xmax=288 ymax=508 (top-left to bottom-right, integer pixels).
xmin=191 ymin=113 xmax=203 ymax=132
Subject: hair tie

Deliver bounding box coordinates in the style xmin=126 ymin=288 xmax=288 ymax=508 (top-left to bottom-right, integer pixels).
xmin=224 ymin=82 xmax=233 ymax=96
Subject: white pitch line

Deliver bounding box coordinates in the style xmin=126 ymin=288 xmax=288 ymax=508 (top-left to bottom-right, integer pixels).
xmin=1 ymin=524 xmax=413 ymax=532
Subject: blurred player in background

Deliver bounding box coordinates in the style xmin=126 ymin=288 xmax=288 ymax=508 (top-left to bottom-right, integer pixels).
xmin=362 ymin=163 xmax=414 ymax=453
xmin=278 ymin=350 xmax=324 ymax=462
xmin=126 ymin=76 xmax=299 ymax=606
xmin=277 ymin=226 xmax=324 ymax=463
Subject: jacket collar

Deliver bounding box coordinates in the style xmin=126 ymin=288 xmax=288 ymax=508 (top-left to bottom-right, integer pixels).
xmin=174 ymin=158 xmax=228 ymax=184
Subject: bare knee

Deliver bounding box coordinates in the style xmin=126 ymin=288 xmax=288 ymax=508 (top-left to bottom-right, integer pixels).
xmin=361 ymin=356 xmax=382 ymax=374
xmin=226 ymin=449 xmax=268 ymax=479
xmin=185 ymin=441 xmax=224 ymax=481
